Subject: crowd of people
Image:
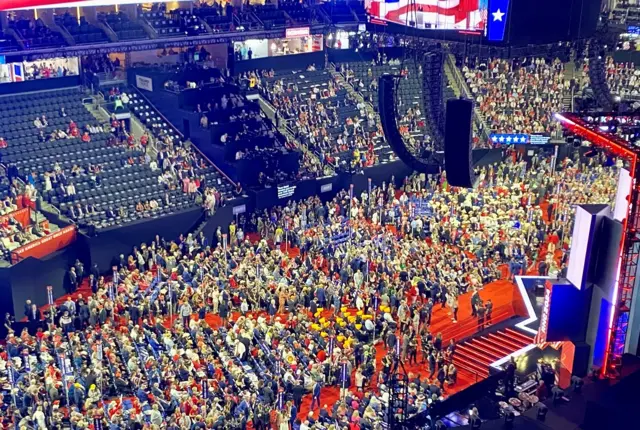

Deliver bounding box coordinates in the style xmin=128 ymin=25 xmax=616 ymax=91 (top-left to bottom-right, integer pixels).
xmin=196 ymin=77 xmax=327 ymax=185
xmin=257 ymin=67 xmax=383 ymax=171
xmin=118 ymin=87 xmax=229 ymax=218
xmin=463 ymin=57 xmax=570 ymax=136
xmin=0 ymin=146 xmax=620 ymax=429
xmin=602 ymin=56 xmax=640 ymax=99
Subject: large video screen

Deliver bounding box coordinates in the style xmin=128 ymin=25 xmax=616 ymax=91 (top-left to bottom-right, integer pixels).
xmin=0 ymin=0 xmax=171 ymax=11
xmin=366 ymin=0 xmax=489 ymax=32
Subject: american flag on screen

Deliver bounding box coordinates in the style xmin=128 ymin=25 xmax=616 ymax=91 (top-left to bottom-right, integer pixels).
xmin=367 ymin=0 xmax=487 ymax=31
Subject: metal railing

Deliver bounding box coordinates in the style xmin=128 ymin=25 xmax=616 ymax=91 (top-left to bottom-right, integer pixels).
xmin=130 ymin=86 xmax=237 ymax=187
xmin=441 ymin=303 xmax=515 ymax=344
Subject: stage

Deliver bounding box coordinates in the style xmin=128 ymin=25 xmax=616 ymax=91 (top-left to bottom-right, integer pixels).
xmin=448 ymin=355 xmax=640 ymax=429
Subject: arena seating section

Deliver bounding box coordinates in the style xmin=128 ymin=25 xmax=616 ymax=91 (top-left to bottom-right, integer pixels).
xmin=260 ymin=68 xmax=393 ymax=168
xmin=99 ymin=12 xmax=147 ymax=40
xmin=280 ymin=0 xmax=314 ymax=24
xmin=250 ymin=4 xmax=289 ymax=29
xmin=340 ymin=61 xmax=434 ymax=143
xmin=0 ymin=88 xmax=216 ymax=230
xmin=193 ymin=6 xmax=233 ymax=33
xmin=141 ymin=10 xmax=206 ymax=36
xmin=125 ymin=89 xmax=235 ymax=200
xmin=55 ymin=14 xmax=109 ymax=44
xmin=10 ymin=18 xmax=66 ymax=49
xmin=604 ymin=57 xmax=640 ymax=99
xmin=462 ymin=58 xmax=568 ymax=135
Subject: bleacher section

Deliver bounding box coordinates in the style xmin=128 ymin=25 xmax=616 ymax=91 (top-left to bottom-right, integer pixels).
xmin=259 ymin=68 xmax=391 ymax=170
xmin=0 ymin=88 xmax=207 ymax=230
xmin=251 ymin=4 xmax=289 ymax=29
xmin=461 ymin=58 xmax=567 ymax=134
xmin=342 ymin=61 xmax=426 ymax=119
xmin=194 ymin=6 xmax=233 ymax=33
xmin=125 ymin=89 xmax=235 ymax=200
xmin=55 ymin=14 xmax=108 ymax=44
xmin=280 ymin=0 xmax=314 ymax=24
xmin=623 ymin=6 xmax=640 ymax=25
xmin=341 ymin=61 xmax=436 ymax=149
xmin=99 ymin=12 xmax=147 ymax=40
xmin=141 ymin=10 xmax=206 ymax=37
xmin=10 ymin=18 xmax=66 ymax=49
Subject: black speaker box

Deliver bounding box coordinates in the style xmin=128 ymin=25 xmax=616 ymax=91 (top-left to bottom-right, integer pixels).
xmin=444 ymin=98 xmax=474 ymax=187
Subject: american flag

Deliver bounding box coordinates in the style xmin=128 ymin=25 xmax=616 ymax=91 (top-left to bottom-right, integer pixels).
xmin=368 ymin=0 xmax=486 ymax=31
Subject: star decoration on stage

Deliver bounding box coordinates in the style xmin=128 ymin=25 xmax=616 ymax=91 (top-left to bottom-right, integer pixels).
xmin=490 ymin=134 xmax=529 ymax=145
xmin=492 ymin=8 xmax=505 ymax=22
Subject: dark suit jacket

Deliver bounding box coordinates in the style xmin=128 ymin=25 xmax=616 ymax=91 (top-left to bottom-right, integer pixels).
xmin=27 ymin=309 xmax=41 ymax=322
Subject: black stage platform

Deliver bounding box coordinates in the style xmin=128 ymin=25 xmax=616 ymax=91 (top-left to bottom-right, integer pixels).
xmin=449 ymin=354 xmax=640 ymax=430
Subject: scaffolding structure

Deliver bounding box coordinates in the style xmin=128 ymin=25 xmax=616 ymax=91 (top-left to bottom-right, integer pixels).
xmin=555 ymin=112 xmax=640 ymax=377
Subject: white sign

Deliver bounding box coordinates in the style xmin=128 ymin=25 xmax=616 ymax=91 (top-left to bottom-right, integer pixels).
xmin=135 ymin=75 xmax=153 ymax=92
xmin=285 ymin=27 xmax=310 ymax=39
xmin=277 ymin=185 xmax=296 ymax=199
xmin=233 ymin=204 xmax=246 ymax=215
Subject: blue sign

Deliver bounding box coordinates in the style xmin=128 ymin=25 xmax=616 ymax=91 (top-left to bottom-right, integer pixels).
xmin=628 ymin=26 xmax=640 ymax=35
xmin=490 ymin=133 xmax=529 ymax=145
xmin=487 ymin=0 xmax=510 ymax=41
xmin=529 ymin=134 xmax=551 ymax=145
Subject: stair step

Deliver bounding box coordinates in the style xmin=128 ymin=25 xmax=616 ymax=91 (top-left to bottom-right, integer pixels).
xmin=453 ymin=355 xmax=489 ymax=377
xmin=489 ymin=333 xmax=527 ymax=351
xmin=493 ymin=330 xmax=532 ymax=348
xmin=463 ymin=342 xmax=503 ymax=360
xmin=453 ymin=360 xmax=488 ymax=379
xmin=471 ymin=338 xmax=512 ymax=356
xmin=456 ymin=345 xmax=494 ymax=365
xmin=505 ymin=328 xmax=534 ymax=345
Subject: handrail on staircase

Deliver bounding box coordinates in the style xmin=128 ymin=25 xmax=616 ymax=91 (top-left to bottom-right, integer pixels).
xmin=130 ymin=86 xmax=237 ymax=187
xmin=441 ymin=303 xmax=515 ymax=344
xmin=444 ymin=356 xmax=484 ymax=384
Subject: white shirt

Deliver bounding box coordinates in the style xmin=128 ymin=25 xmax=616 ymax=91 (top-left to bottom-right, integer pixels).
xmin=33 ymin=410 xmax=47 ymax=430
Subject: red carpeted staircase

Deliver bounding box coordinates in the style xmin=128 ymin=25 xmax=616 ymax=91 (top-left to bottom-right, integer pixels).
xmin=453 ymin=328 xmax=534 ymax=379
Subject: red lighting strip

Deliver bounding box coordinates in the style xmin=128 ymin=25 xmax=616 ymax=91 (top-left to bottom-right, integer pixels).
xmin=555 ymin=113 xmax=638 ymax=376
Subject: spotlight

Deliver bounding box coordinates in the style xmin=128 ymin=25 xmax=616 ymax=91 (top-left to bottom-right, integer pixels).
xmin=536 ymin=405 xmax=548 ymax=421
xmin=504 ymin=411 xmax=515 ymax=428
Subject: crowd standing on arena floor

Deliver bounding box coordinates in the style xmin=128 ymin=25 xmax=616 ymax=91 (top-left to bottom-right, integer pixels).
xmin=0 ymin=148 xmax=619 ymax=429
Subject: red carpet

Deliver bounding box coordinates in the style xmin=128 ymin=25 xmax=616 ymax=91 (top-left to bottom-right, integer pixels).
xmin=293 ymin=280 xmax=525 ymax=420
xmin=29 ymin=244 xmax=527 ymax=424
xmin=20 ymin=278 xmax=92 ymax=322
